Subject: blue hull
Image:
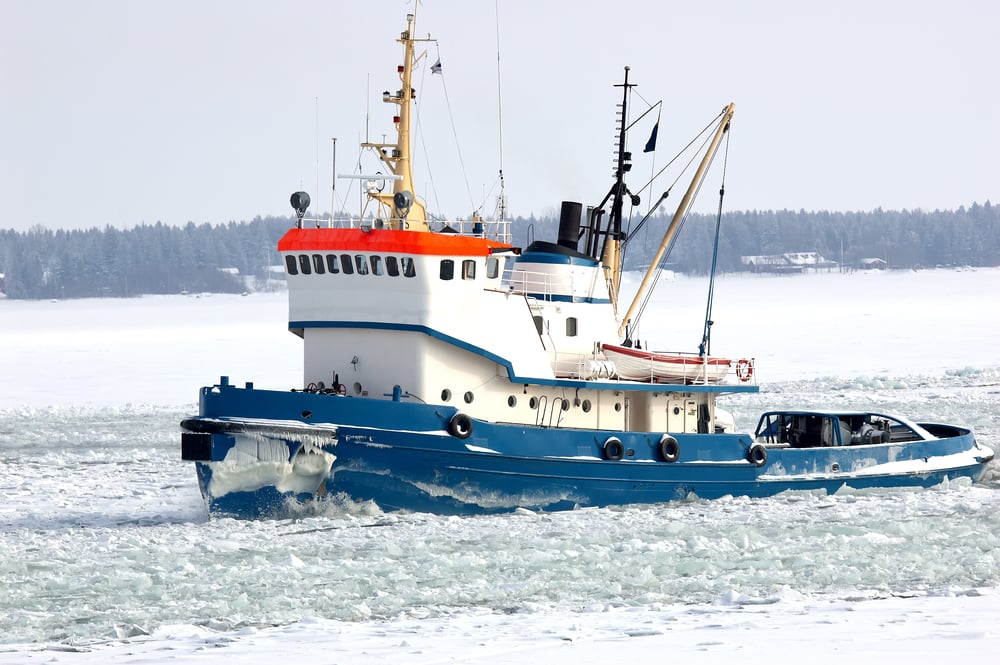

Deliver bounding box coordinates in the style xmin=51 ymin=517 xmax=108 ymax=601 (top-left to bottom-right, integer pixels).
xmin=181 ymin=380 xmax=994 ymax=518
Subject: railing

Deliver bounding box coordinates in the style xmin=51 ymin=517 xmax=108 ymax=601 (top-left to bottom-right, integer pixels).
xmin=295 ymin=216 xmax=512 ymax=244
xmin=502 ymin=267 xmax=589 ymax=302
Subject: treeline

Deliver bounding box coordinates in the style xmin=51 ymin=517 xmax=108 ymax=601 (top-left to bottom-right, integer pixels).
xmin=0 ymin=217 xmax=291 ymax=299
xmin=1 ymin=202 xmax=996 ymax=299
xmin=515 ymin=201 xmax=999 ymax=274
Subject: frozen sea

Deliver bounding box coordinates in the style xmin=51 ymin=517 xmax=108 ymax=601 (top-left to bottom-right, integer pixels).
xmin=1 ymin=268 xmax=998 ymax=663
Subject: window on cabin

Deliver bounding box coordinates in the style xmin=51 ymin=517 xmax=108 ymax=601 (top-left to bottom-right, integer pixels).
xmin=462 ymin=260 xmax=476 ymax=280
xmin=340 ymin=254 xmax=354 ymax=275
xmin=285 ymin=255 xmax=299 ymax=275
xmin=440 ymin=259 xmax=454 ymax=280
xmin=401 ymin=257 xmax=416 ymax=278
xmin=370 ymin=255 xmax=384 ymax=276
xmin=355 ymin=255 xmax=369 ymax=275
xmin=326 ymin=254 xmax=339 ymax=274
xmin=486 ymin=257 xmax=499 ymax=279
xmin=298 ymin=255 xmax=312 ymax=275
xmin=386 ymin=256 xmax=400 ymax=277
xmin=566 ymin=317 xmax=578 ymax=337
xmin=312 ymin=254 xmax=325 ymax=274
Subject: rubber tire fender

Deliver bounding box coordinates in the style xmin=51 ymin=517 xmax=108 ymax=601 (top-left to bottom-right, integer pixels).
xmin=448 ymin=412 xmax=473 ymax=439
xmin=659 ymin=434 xmax=680 ymax=462
xmin=603 ymin=436 xmax=625 ymax=461
xmin=748 ymin=443 xmax=768 ymax=467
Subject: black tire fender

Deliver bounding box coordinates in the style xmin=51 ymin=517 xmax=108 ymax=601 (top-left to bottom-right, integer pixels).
xmin=603 ymin=436 xmax=624 ymax=461
xmin=659 ymin=434 xmax=680 ymax=462
xmin=448 ymin=412 xmax=473 ymax=439
xmin=748 ymin=443 xmax=768 ymax=467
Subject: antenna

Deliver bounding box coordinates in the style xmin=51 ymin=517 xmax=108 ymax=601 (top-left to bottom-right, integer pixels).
xmin=494 ymin=0 xmax=506 ymax=220
xmin=331 ymin=137 xmax=337 ymax=221
xmin=315 ymin=97 xmax=320 ymax=227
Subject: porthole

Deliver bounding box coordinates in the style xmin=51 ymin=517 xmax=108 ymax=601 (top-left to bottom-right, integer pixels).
xmin=507 ymin=395 xmax=517 ymax=408
xmin=614 ymin=402 xmax=622 ymax=412
xmin=464 ymin=391 xmax=474 ymax=404
xmin=352 ymin=382 xmax=363 ymax=395
xmin=441 ymin=389 xmax=452 ymax=402
xmin=529 ymin=397 xmax=538 ymax=409
xmin=581 ymin=399 xmax=592 ymax=413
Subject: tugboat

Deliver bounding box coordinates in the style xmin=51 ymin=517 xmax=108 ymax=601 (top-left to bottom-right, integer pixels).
xmin=180 ymin=13 xmax=993 ymax=517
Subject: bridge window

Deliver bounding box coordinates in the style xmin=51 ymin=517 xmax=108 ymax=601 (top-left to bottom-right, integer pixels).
xmin=340 ymin=254 xmax=354 ymax=275
xmin=401 ymin=257 xmax=416 ymax=278
xmin=462 ymin=260 xmax=476 ymax=280
xmin=312 ymin=254 xmax=325 ymax=274
xmin=386 ymin=256 xmax=400 ymax=276
xmin=486 ymin=257 xmax=499 ymax=279
xmin=355 ymin=255 xmax=369 ymax=275
xmin=370 ymin=255 xmax=384 ymax=276
xmin=285 ymin=255 xmax=299 ymax=275
xmin=326 ymin=254 xmax=340 ymax=274
xmin=298 ymin=255 xmax=312 ymax=275
xmin=440 ymin=259 xmax=454 ymax=280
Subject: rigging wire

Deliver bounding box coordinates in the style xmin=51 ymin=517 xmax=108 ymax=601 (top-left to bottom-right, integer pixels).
xmin=629 ymin=115 xmax=728 ymax=336
xmin=424 ymin=42 xmax=477 ymax=218
xmin=700 ymin=125 xmax=732 ymax=357
xmin=622 ymin=109 xmax=723 ymax=266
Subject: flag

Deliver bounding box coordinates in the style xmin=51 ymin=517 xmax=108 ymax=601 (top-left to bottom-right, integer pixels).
xmin=431 ymin=58 xmax=442 ymax=75
xmin=643 ymin=121 xmax=658 ymax=153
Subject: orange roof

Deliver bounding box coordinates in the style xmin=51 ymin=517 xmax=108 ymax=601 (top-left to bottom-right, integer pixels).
xmin=278 ymin=228 xmax=511 ymax=257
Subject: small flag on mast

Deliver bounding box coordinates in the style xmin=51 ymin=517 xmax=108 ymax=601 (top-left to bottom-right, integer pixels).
xmin=643 ymin=121 xmax=658 ymax=153
xmin=431 ymin=58 xmax=442 ymax=75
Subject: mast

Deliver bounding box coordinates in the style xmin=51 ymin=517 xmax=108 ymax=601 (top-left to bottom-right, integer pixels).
xmin=361 ymin=13 xmax=431 ymax=231
xmin=598 ymin=67 xmax=639 ymax=312
xmin=617 ymin=103 xmax=735 ymax=339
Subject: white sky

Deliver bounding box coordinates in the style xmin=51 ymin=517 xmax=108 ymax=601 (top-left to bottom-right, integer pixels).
xmin=1 ymin=0 xmax=997 ymax=232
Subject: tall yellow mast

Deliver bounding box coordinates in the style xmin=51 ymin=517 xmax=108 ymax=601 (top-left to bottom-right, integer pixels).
xmin=361 ymin=13 xmax=431 ymax=231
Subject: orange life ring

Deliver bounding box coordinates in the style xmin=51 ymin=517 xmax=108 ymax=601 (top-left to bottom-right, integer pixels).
xmin=736 ymin=358 xmax=754 ymax=382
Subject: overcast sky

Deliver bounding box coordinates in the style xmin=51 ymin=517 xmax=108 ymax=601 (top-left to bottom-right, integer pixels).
xmin=2 ymin=0 xmax=997 ymax=232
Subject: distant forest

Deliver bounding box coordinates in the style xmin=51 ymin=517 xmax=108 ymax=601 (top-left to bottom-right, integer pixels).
xmin=0 ymin=202 xmax=996 ymax=300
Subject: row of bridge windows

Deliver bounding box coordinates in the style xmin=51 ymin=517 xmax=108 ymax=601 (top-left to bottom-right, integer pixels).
xmin=285 ymin=253 xmax=416 ymax=277
xmin=284 ymin=254 xmax=501 ymax=281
